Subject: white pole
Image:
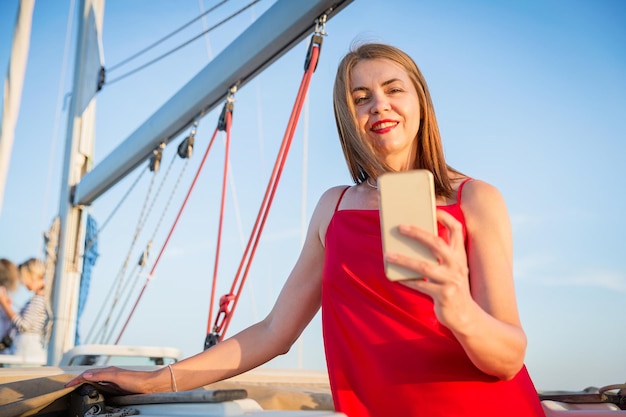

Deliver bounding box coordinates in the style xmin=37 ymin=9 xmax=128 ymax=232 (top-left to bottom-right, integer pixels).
xmin=0 ymin=0 xmax=35 ymax=217
xmin=49 ymin=0 xmax=105 ymax=366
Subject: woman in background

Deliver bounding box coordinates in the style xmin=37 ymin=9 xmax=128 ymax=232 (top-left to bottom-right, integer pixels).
xmin=0 ymin=257 xmax=48 ymax=362
xmin=0 ymin=258 xmax=20 ymax=353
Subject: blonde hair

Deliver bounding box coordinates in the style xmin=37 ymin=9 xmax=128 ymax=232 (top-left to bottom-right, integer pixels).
xmin=18 ymin=258 xmax=45 ymax=285
xmin=0 ymin=259 xmax=19 ymax=292
xmin=332 ymin=43 xmax=459 ymax=198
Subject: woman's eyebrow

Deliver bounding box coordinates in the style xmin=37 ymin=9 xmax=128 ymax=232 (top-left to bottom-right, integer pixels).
xmin=351 ymin=86 xmax=369 ymax=94
xmin=381 ymin=78 xmax=402 ymax=87
xmin=351 ymin=78 xmax=403 ymax=93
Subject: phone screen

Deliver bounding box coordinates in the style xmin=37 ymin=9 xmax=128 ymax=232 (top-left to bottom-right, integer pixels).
xmin=378 ymin=170 xmax=437 ymax=281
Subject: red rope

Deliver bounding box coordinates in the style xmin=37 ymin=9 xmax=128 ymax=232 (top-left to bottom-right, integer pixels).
xmin=115 ymin=41 xmax=321 ymax=346
xmin=212 ymin=43 xmax=321 ymax=342
xmin=207 ymin=110 xmax=232 ymax=330
xmin=114 ymin=125 xmax=221 ymax=344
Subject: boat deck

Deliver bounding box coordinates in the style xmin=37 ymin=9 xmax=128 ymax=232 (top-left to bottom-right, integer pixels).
xmin=1 ymin=366 xmax=625 ymax=416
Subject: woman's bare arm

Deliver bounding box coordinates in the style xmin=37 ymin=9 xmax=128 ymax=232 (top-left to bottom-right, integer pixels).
xmin=66 ymin=187 xmax=343 ymax=393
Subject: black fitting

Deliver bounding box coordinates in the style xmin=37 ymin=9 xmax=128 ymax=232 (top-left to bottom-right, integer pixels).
xmin=304 ymin=34 xmax=323 ymax=72
xmin=177 ymin=134 xmax=194 ymax=159
xmin=69 ymin=384 xmax=105 ymax=417
xmin=218 ymin=101 xmax=234 ymax=132
xmin=97 ymin=66 xmax=106 ymax=92
xmin=204 ymin=332 xmax=220 ymax=350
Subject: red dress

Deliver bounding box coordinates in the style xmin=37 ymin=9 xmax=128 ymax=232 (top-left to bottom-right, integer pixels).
xmin=321 ymin=181 xmax=545 ymax=417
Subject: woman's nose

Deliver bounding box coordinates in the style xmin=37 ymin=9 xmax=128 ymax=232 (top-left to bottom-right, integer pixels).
xmin=370 ymin=93 xmax=390 ymax=114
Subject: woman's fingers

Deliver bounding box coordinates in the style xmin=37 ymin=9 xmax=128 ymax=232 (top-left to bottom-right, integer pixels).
xmin=389 ymin=210 xmax=468 ymax=292
xmin=436 ymin=210 xmax=465 ymax=253
xmin=65 ymin=367 xmax=117 ymax=388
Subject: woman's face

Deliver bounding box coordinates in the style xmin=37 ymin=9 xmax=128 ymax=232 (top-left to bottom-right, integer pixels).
xmin=21 ymin=270 xmax=44 ymax=293
xmin=350 ymin=58 xmax=421 ymax=171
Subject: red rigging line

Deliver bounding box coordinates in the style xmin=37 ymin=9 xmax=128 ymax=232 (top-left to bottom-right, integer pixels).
xmin=207 ymin=105 xmax=233 ymax=332
xmin=205 ymin=36 xmax=322 ymax=349
xmin=115 ymin=28 xmax=323 ymax=348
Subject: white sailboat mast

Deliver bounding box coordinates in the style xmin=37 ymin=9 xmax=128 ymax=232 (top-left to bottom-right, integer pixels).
xmin=49 ymin=0 xmax=105 ymax=366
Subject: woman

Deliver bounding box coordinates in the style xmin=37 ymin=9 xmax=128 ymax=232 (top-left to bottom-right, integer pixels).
xmin=0 ymin=258 xmax=20 ymax=353
xmin=67 ymin=43 xmax=545 ymax=416
xmin=0 ymin=257 xmax=48 ymax=362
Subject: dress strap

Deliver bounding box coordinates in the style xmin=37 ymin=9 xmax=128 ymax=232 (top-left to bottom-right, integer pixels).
xmin=456 ymin=178 xmax=473 ymax=203
xmin=334 ymin=186 xmax=351 ymax=212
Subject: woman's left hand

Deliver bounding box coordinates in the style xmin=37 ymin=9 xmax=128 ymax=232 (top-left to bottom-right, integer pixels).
xmin=385 ymin=209 xmax=476 ymax=330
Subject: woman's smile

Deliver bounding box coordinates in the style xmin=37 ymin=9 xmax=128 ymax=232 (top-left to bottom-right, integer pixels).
xmin=371 ymin=119 xmax=399 ymax=133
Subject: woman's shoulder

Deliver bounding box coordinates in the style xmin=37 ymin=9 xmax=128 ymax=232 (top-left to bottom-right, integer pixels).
xmin=309 ymin=185 xmax=353 ymax=246
xmin=458 ymin=178 xmax=505 ymax=204
xmin=322 ymin=184 xmax=353 ymax=195
xmin=457 ymin=178 xmax=509 ymax=225
xmin=317 ymin=185 xmax=352 ymax=208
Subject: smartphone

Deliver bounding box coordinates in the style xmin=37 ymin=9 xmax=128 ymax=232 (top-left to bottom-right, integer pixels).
xmin=378 ymin=170 xmax=437 ymax=281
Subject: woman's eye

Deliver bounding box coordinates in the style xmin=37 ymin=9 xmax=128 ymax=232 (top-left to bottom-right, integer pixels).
xmin=353 ymin=96 xmax=369 ymax=105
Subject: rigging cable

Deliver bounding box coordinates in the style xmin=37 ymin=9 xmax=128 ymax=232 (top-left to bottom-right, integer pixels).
xmin=84 ymin=166 xmax=148 ymax=255
xmin=102 ymin=133 xmax=195 ymax=344
xmin=106 ymin=0 xmax=228 ymax=72
xmin=113 ymin=108 xmax=226 ymax=344
xmin=85 ymin=145 xmax=173 ymax=344
xmin=205 ymin=21 xmax=326 ymax=348
xmin=197 ymin=0 xmax=215 ymax=60
xmin=84 ymin=159 xmax=159 ymax=344
xmin=104 ymin=0 xmax=262 ymax=87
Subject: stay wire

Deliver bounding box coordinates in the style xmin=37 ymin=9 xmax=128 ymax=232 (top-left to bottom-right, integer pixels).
xmin=84 ymin=167 xmax=148 ymax=255
xmin=104 ymin=153 xmax=192 ymax=344
xmin=87 ymin=148 xmax=171 ymax=344
xmin=114 ymin=120 xmax=222 ymax=344
xmin=106 ymin=0 xmax=229 ymax=72
xmin=84 ymin=166 xmax=159 ymax=344
xmin=105 ymin=0 xmax=262 ymax=87
xmin=87 ymin=162 xmax=157 ymax=342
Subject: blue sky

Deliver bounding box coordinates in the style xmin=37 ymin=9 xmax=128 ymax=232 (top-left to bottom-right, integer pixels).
xmin=1 ymin=0 xmax=625 ymax=391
